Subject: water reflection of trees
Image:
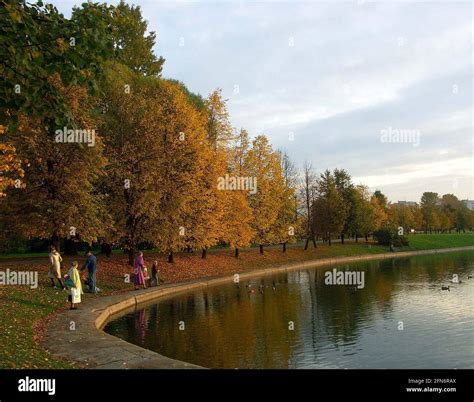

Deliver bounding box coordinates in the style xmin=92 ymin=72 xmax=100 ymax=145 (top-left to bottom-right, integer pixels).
xmin=105 ymin=252 xmax=474 ymax=368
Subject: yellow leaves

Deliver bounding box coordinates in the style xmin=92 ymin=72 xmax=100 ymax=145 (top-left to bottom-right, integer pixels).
xmin=9 ymin=10 xmax=22 ymax=23
xmin=0 ymin=125 xmax=25 ymax=197
xmin=55 ymin=38 xmax=66 ymax=52
xmin=204 ymin=88 xmax=234 ymax=149
xmin=239 ymin=135 xmax=296 ymax=246
xmin=2 ymin=78 xmax=110 ymax=239
xmin=370 ymin=196 xmax=389 ymax=231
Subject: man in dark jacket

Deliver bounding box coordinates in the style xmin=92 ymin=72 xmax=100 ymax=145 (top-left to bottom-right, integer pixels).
xmin=81 ymin=251 xmax=98 ymax=293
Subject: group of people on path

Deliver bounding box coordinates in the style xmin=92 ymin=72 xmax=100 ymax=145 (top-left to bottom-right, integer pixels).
xmin=48 ymin=247 xmax=160 ymax=310
xmin=48 ymin=247 xmax=99 ymax=309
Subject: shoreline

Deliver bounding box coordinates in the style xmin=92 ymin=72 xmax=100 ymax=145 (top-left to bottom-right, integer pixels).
xmin=42 ymin=245 xmax=474 ymax=369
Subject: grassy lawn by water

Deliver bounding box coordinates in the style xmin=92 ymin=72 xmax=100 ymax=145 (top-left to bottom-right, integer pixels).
xmin=0 ymin=233 xmax=472 ymax=368
xmin=405 ymin=233 xmax=474 ymax=249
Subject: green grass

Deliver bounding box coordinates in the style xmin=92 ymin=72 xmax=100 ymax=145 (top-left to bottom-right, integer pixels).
xmin=405 ymin=233 xmax=474 ymax=250
xmin=0 ymin=286 xmax=73 ymax=368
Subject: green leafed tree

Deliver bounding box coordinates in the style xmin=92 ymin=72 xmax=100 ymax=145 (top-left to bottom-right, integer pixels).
xmin=420 ymin=192 xmax=440 ymax=233
xmin=312 ymin=170 xmax=348 ymax=245
xmin=0 ymin=0 xmax=113 ymax=129
xmin=107 ymin=0 xmax=165 ymax=76
xmin=300 ymin=161 xmax=318 ymax=249
xmin=334 ymin=168 xmax=356 ymax=244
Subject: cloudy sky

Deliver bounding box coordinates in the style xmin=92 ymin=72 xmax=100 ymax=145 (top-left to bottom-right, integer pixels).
xmin=53 ymin=0 xmax=473 ymax=202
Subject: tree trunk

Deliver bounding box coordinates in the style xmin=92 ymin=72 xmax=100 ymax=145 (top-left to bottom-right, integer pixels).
xmin=51 ymin=231 xmax=60 ymax=252
xmin=64 ymin=238 xmax=78 ymax=256
xmin=168 ymin=251 xmax=174 ymax=263
xmin=328 ymin=233 xmax=332 ymax=246
xmin=128 ymin=248 xmax=135 ymax=266
xmin=341 ymin=233 xmax=345 ymax=245
xmin=282 ymin=242 xmax=287 ymax=252
xmin=304 ymin=238 xmax=309 ymax=250
xmin=259 ymin=245 xmax=264 ymax=254
xmin=201 ymin=248 xmax=207 ymax=259
xmin=235 ymin=248 xmax=239 ymax=258
xmin=312 ymin=235 xmax=317 ymax=248
xmin=365 ymin=234 xmax=368 ymax=242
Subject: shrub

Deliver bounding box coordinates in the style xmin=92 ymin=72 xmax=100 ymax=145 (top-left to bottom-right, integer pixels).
xmin=373 ymin=224 xmax=409 ymax=247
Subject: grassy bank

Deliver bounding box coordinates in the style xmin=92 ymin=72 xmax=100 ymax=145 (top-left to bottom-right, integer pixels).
xmin=404 ymin=233 xmax=474 ymax=249
xmin=0 ymin=233 xmax=473 ymax=368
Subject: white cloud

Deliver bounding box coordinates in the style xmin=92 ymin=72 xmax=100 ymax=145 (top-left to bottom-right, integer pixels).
xmin=50 ymin=0 xmax=473 ymax=201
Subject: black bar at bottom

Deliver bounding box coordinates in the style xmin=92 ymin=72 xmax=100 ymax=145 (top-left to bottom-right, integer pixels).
xmin=0 ymin=369 xmax=471 ymax=401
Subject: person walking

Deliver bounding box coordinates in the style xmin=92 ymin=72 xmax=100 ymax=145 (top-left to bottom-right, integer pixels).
xmin=80 ymin=250 xmax=98 ymax=293
xmin=134 ymin=251 xmax=147 ymax=290
xmin=48 ymin=246 xmax=65 ymax=289
xmin=66 ymin=261 xmax=83 ymax=309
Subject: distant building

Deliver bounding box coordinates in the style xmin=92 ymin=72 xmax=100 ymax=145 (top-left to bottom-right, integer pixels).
xmin=396 ymin=201 xmax=417 ymax=207
xmin=462 ymin=200 xmax=474 ymax=210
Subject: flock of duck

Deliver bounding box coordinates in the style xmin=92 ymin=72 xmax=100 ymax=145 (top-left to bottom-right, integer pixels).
xmin=441 ymin=274 xmax=473 ymax=291
xmin=236 ymin=275 xmax=473 ymax=294
xmin=235 ymin=282 xmax=277 ymax=294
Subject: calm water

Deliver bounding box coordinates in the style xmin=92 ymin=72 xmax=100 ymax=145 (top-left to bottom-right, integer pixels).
xmin=105 ymin=252 xmax=474 ymax=368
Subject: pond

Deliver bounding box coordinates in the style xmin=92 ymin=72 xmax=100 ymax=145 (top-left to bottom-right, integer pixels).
xmin=104 ymin=252 xmax=474 ymax=368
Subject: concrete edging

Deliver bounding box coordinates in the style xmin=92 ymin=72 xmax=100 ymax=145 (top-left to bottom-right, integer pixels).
xmin=42 ymin=245 xmax=474 ymax=369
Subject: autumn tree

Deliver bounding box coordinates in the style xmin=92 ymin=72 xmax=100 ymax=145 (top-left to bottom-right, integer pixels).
xmin=370 ymin=191 xmax=389 ymax=232
xmin=0 ymin=124 xmax=24 ymax=197
xmin=412 ymin=204 xmax=424 ymax=232
xmin=153 ymin=82 xmax=212 ymax=263
xmin=354 ymin=185 xmax=374 ymax=242
xmin=221 ymin=190 xmax=254 ymax=258
xmin=1 ymin=76 xmax=109 ymax=251
xmin=220 ymin=129 xmax=253 ymax=257
xmin=245 ymin=135 xmax=282 ymax=254
xmin=271 ymin=151 xmax=297 ymax=252
xmin=204 ymin=89 xmax=234 ymax=149
xmin=100 ymin=63 xmax=210 ymax=264
xmin=388 ymin=203 xmax=416 ymax=235
xmin=99 ymin=64 xmax=163 ymax=264
xmin=166 ymin=79 xmax=205 ymax=110
xmin=185 ymin=143 xmax=227 ymax=259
